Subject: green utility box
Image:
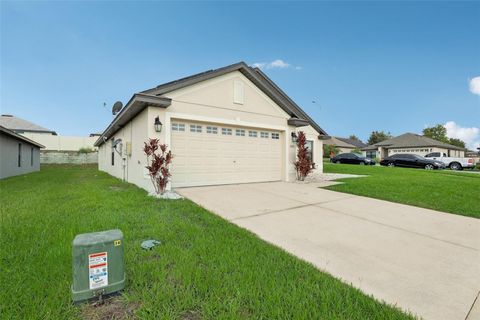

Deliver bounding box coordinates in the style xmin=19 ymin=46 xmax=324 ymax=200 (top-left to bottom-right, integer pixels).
xmin=72 ymin=229 xmax=125 ymax=303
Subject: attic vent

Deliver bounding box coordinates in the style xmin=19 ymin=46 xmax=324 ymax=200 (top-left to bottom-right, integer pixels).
xmin=233 ymin=80 xmax=244 ymax=105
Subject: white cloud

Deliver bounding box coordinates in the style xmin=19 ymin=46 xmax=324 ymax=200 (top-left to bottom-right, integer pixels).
xmin=469 ymin=76 xmax=480 ymax=95
xmin=269 ymin=59 xmax=290 ymax=69
xmin=444 ymin=121 xmax=480 ymax=150
xmin=251 ymin=59 xmax=300 ymax=70
xmin=252 ymin=62 xmax=266 ymax=69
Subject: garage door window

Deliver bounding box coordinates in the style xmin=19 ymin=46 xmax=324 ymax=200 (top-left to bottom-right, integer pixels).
xmin=206 ymin=126 xmax=218 ymax=134
xmin=172 ymin=123 xmax=185 ymax=132
xmin=222 ymin=128 xmax=232 ymax=135
xmin=260 ymin=132 xmax=269 ymax=138
xmin=236 ymin=129 xmax=245 ymax=136
xmin=249 ymin=131 xmax=257 ymax=137
xmin=190 ymin=125 xmax=202 ymax=133
xmin=271 ymin=133 xmax=280 ymax=140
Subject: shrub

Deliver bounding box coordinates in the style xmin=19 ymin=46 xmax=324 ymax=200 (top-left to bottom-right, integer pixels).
xmin=144 ymin=138 xmax=173 ymax=194
xmin=323 ymin=144 xmax=340 ymax=158
xmin=78 ymin=147 xmax=94 ymax=153
xmin=294 ymin=131 xmax=313 ymax=181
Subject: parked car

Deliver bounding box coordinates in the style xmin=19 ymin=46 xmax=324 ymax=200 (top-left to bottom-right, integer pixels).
xmin=331 ymin=153 xmax=376 ymax=165
xmin=380 ymin=154 xmax=445 ymax=170
xmin=424 ymin=152 xmax=475 ymax=171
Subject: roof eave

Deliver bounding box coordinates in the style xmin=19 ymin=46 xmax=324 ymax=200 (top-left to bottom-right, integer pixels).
xmin=0 ymin=126 xmax=45 ymax=148
xmin=287 ymin=118 xmax=309 ymax=127
xmin=95 ymin=94 xmax=172 ymax=147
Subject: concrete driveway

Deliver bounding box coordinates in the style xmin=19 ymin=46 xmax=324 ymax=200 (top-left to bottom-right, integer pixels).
xmin=178 ymin=182 xmax=480 ymax=320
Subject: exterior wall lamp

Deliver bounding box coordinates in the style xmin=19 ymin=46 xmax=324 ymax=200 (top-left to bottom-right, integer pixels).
xmin=291 ymin=132 xmax=298 ymax=143
xmin=154 ymin=116 xmax=163 ymax=133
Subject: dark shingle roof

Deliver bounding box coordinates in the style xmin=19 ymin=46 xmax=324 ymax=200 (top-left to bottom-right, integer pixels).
xmin=0 ymin=114 xmax=56 ymax=135
xmin=362 ymin=133 xmax=466 ymax=151
xmin=336 ymin=137 xmax=367 ymax=148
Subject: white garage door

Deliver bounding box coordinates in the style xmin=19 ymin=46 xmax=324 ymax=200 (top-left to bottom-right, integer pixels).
xmin=171 ymin=120 xmax=283 ymax=187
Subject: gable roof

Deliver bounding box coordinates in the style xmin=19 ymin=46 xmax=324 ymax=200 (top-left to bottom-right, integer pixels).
xmin=335 ymin=137 xmax=367 ymax=148
xmin=322 ymin=136 xmax=367 ymax=149
xmin=362 ymin=133 xmax=466 ymax=151
xmin=0 ymin=126 xmax=45 ymax=148
xmin=0 ymin=114 xmax=57 ymax=135
xmin=143 ymin=62 xmax=327 ymax=134
xmin=95 ymin=62 xmax=327 ymax=147
xmin=322 ymin=136 xmax=357 ymax=148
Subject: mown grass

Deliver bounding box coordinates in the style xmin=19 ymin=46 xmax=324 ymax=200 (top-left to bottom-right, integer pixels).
xmin=0 ymin=165 xmax=413 ymax=319
xmin=324 ymin=162 xmax=480 ymax=219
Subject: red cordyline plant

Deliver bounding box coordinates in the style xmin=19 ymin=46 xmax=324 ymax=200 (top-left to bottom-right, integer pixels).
xmin=294 ymin=131 xmax=313 ymax=181
xmin=143 ymin=138 xmax=173 ymax=194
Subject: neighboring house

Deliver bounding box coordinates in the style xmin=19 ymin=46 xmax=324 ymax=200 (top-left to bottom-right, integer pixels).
xmin=362 ymin=133 xmax=466 ymax=159
xmin=466 ymin=150 xmax=480 ymax=164
xmin=95 ymin=61 xmax=328 ymax=190
xmin=0 ymin=126 xmax=44 ymax=179
xmin=323 ymin=136 xmax=367 ymax=155
xmin=0 ymin=114 xmax=97 ymax=151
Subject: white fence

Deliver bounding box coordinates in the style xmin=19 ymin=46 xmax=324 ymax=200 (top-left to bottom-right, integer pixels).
xmin=40 ymin=151 xmax=98 ymax=164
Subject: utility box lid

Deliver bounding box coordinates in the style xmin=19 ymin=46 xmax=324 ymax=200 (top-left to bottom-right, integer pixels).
xmin=73 ymin=229 xmax=123 ymax=246
xmin=72 ymin=229 xmax=125 ymax=303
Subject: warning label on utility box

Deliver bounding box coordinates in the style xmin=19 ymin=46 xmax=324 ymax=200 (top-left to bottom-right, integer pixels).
xmin=88 ymin=252 xmax=108 ymax=290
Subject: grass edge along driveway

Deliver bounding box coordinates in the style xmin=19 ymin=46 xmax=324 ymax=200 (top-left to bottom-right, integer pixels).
xmin=0 ymin=165 xmax=413 ymax=319
xmin=323 ymin=162 xmax=480 ymax=219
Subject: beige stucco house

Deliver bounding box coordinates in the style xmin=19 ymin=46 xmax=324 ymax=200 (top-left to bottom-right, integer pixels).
xmin=363 ymin=133 xmax=466 ymax=160
xmin=95 ymin=62 xmax=328 ymax=191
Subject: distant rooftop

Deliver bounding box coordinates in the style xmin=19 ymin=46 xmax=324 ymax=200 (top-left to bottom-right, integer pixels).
xmin=0 ymin=114 xmax=57 ymax=135
xmin=363 ymin=133 xmax=466 ymax=151
xmin=323 ymin=136 xmax=366 ymax=149
xmin=335 ymin=137 xmax=367 ymax=148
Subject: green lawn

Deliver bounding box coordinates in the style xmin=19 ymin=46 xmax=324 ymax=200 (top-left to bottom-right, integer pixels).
xmin=0 ymin=165 xmax=412 ymax=320
xmin=324 ymin=162 xmax=480 ymax=219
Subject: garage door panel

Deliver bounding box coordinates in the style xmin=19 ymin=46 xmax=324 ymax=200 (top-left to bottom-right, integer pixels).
xmin=171 ymin=120 xmax=283 ymax=187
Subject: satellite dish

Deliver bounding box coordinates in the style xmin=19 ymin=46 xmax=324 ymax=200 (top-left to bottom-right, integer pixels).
xmin=112 ymin=101 xmax=123 ymax=115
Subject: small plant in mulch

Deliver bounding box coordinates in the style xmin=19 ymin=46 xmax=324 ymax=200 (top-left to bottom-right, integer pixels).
xmin=294 ymin=131 xmax=313 ymax=181
xmin=143 ymin=138 xmax=173 ymax=195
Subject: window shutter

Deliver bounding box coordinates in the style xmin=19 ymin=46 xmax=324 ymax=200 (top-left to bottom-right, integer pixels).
xmin=233 ymin=80 xmax=244 ymax=104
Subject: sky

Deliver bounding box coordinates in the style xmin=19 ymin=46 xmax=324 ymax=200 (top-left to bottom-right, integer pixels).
xmin=1 ymin=1 xmax=479 ymax=149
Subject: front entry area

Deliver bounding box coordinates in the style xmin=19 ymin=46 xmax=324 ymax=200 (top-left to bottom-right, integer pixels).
xmin=170 ymin=120 xmax=283 ymax=187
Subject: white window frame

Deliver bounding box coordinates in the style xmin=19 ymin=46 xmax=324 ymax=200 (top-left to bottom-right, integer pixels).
xmin=249 ymin=131 xmax=257 ymax=138
xmin=236 ymin=129 xmax=245 ymax=136
xmin=190 ymin=124 xmax=202 ymax=133
xmin=206 ymin=126 xmax=218 ymax=134
xmin=172 ymin=123 xmax=185 ymax=132
xmin=222 ymin=128 xmax=232 ymax=136
xmin=271 ymin=133 xmax=280 ymax=140
xmin=260 ymin=132 xmax=269 ymax=139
